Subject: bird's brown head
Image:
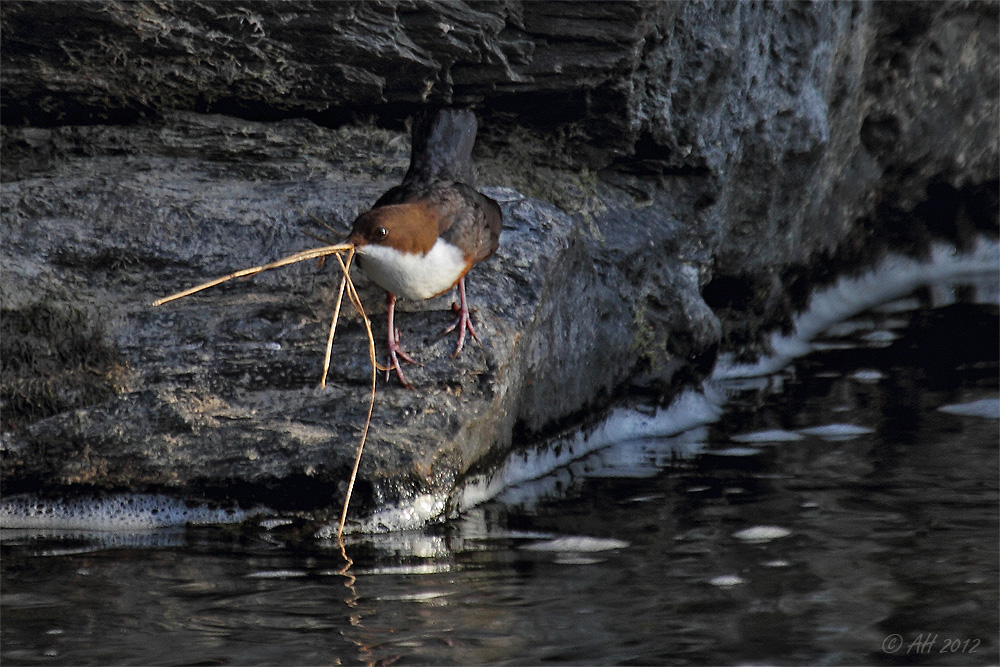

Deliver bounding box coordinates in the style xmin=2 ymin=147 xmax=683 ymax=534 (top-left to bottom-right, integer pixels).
xmin=348 ymin=203 xmax=439 ymax=255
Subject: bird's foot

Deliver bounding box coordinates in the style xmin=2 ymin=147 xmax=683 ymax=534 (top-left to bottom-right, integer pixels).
xmin=442 ymin=301 xmax=481 ymax=358
xmin=387 ymin=327 xmax=417 ymax=387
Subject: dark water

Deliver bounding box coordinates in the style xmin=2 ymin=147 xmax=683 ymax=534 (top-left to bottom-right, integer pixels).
xmin=2 ymin=297 xmax=998 ymax=666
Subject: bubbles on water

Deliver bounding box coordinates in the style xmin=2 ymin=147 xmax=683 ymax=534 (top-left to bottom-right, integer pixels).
xmin=325 ymin=493 xmax=448 ymax=535
xmin=860 ymin=330 xmax=899 ymax=345
xmin=347 ymin=563 xmax=453 ymax=576
xmin=553 ymin=554 xmax=604 ymax=566
xmin=245 ymin=570 xmax=308 ymax=579
xmin=522 ymin=536 xmax=630 ymax=552
xmin=709 ymin=447 xmax=761 ymax=457
xmin=732 ymin=526 xmax=791 ymax=543
xmin=730 ymin=429 xmax=804 ymax=444
xmin=0 ymin=528 xmax=187 ymax=555
xmin=375 ymin=591 xmax=450 ymax=602
xmin=710 ymin=574 xmax=745 ymax=587
xmin=873 ymin=297 xmax=922 ymax=314
xmin=0 ymin=494 xmax=248 ymax=530
xmin=797 ymin=423 xmax=874 ymax=440
xmin=712 ymin=237 xmax=1000 ymax=380
xmin=849 ymin=369 xmax=884 ymax=383
xmin=938 ymin=397 xmax=1000 ymax=419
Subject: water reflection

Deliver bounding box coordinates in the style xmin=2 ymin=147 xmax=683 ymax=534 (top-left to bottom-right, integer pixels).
xmin=2 ymin=290 xmax=998 ymax=665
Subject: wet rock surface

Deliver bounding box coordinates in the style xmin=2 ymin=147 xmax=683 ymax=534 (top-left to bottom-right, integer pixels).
xmin=1 ymin=1 xmax=997 ymax=524
xmin=0 ymin=114 xmax=606 ymax=518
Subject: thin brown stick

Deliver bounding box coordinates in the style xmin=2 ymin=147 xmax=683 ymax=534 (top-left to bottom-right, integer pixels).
xmin=152 ymin=239 xmax=376 ymax=539
xmin=320 ymin=247 xmax=355 ymax=389
xmin=335 ymin=251 xmax=377 ymax=538
xmin=152 ymin=243 xmax=354 ymax=306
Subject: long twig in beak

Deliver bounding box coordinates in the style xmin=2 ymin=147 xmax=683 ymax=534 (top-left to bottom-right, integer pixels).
xmin=153 ymin=243 xmax=355 ymax=306
xmin=152 ymin=238 xmax=378 ymax=538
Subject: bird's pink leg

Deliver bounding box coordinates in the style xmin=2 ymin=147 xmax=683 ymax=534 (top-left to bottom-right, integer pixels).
xmin=386 ymin=293 xmax=416 ymax=387
xmin=442 ymin=277 xmax=481 ymax=358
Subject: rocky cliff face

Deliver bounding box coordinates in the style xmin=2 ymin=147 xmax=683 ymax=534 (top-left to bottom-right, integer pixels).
xmin=2 ymin=1 xmax=997 ymax=524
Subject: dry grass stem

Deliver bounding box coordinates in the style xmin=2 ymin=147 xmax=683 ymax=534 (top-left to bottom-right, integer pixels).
xmin=335 ymin=251 xmax=378 ymax=538
xmin=152 ymin=239 xmax=379 ymax=540
xmin=321 ymin=247 xmax=354 ymax=389
xmin=153 ymin=243 xmax=354 ymax=306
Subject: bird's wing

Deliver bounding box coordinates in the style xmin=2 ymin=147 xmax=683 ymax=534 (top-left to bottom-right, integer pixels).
xmin=432 ymin=183 xmax=502 ymax=264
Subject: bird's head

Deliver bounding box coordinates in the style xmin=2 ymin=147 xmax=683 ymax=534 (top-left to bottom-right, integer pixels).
xmin=348 ymin=203 xmax=439 ymax=256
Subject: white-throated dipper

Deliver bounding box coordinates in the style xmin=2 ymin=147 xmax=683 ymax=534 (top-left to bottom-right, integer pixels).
xmin=347 ymin=109 xmax=502 ymax=387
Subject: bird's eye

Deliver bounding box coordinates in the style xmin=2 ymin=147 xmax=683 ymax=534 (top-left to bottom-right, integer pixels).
xmin=374 ymin=226 xmax=388 ymax=239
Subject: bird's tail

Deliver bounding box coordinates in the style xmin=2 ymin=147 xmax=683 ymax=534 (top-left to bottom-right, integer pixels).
xmin=402 ymin=108 xmax=478 ymax=186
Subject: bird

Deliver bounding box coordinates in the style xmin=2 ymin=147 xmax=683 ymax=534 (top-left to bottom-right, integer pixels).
xmin=347 ymin=109 xmax=502 ymax=387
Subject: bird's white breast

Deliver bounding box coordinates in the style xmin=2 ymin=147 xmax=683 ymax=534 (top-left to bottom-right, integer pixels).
xmin=357 ymin=238 xmax=467 ymax=300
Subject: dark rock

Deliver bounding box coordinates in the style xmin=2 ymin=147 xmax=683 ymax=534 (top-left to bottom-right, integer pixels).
xmin=1 ymin=1 xmax=996 ymax=526
xmin=0 ymin=113 xmax=595 ymax=521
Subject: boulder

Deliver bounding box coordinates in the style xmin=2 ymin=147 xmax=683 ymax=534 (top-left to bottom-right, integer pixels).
xmin=1 ymin=1 xmax=996 ymax=525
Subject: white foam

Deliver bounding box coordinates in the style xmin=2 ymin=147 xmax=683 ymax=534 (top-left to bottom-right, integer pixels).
xmin=710 ymin=447 xmax=761 ymax=457
xmin=825 ymin=319 xmax=878 ymax=338
xmin=348 ymin=563 xmax=453 ymax=576
xmin=811 ymin=341 xmax=858 ymax=352
xmin=873 ymin=297 xmax=922 ymax=314
xmin=0 ymin=494 xmax=249 ymax=530
xmin=327 ymin=530 xmax=450 ymax=559
xmin=456 ymin=388 xmax=723 ymax=513
xmin=710 ymin=574 xmax=746 ymax=587
xmin=578 ymin=426 xmax=709 ymax=480
xmin=732 ymin=526 xmax=792 ymax=543
xmin=553 ymin=554 xmax=605 ymax=565
xmin=0 ymin=528 xmax=186 ymax=553
xmin=320 ymin=493 xmax=448 ymax=536
xmin=798 ymin=423 xmax=874 ymax=440
xmin=860 ymin=330 xmax=899 ymax=344
xmin=377 ymin=591 xmax=450 ymax=602
xmin=938 ymin=398 xmax=1000 ymax=419
xmin=245 ymin=570 xmax=308 ymax=579
xmin=439 ymin=240 xmax=998 ymax=530
xmin=713 ymin=238 xmax=999 ymax=380
xmin=730 ymin=429 xmax=804 ymax=444
xmin=849 ymin=369 xmax=884 ymax=383
xmin=521 ymin=536 xmax=629 ymax=552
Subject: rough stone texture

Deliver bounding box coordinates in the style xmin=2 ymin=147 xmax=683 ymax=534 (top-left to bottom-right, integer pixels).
xmin=1 ymin=1 xmax=997 ymax=524
xmin=0 ymin=114 xmax=605 ymax=518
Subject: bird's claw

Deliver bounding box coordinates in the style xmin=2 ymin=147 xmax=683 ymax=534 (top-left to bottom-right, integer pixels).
xmin=442 ymin=307 xmax=481 ymax=358
xmin=385 ymin=325 xmax=420 ymax=387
